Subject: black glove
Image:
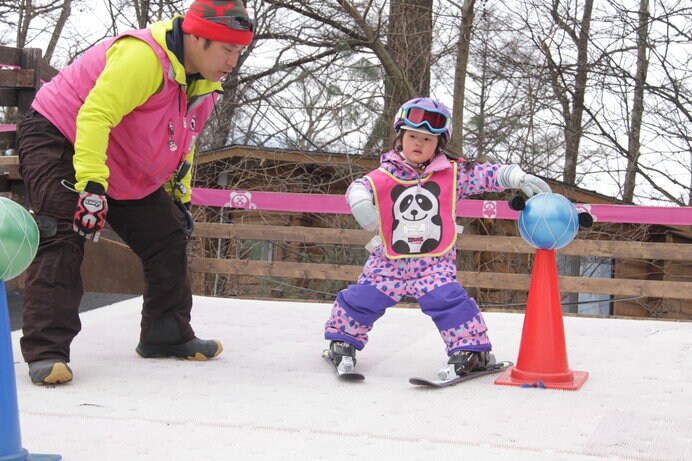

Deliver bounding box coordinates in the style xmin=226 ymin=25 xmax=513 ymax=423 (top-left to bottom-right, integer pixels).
xmin=176 ymin=200 xmax=194 ymax=238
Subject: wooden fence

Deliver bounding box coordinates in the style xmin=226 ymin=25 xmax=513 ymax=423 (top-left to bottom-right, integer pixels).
xmin=1 ymin=46 xmax=57 ymax=193
xmin=189 ymin=220 xmax=692 ymax=318
xmin=0 ymin=45 xmax=57 ymax=115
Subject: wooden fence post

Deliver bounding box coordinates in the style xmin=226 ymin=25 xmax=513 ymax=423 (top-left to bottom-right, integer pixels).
xmin=18 ymin=48 xmax=42 ymax=114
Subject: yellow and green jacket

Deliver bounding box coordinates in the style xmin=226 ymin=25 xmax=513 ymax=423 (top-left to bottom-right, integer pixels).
xmin=32 ymin=17 xmax=222 ymax=201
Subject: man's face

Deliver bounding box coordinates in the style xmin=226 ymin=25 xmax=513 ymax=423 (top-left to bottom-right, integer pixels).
xmin=189 ymin=38 xmax=244 ymax=82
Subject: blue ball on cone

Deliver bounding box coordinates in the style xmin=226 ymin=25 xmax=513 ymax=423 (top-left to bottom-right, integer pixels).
xmin=518 ymin=193 xmax=579 ymax=250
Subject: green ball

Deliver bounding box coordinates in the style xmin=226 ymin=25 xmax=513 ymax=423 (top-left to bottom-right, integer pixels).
xmin=0 ymin=197 xmax=39 ymax=281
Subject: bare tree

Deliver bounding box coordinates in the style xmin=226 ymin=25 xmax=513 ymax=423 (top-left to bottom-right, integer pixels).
xmin=1 ymin=0 xmax=75 ymax=58
xmin=449 ymin=0 xmax=475 ymax=157
xmin=6 ymin=0 xmax=689 ymax=205
xmin=384 ymin=0 xmax=433 ymax=127
xmin=454 ymin=4 xmax=562 ymax=178
xmin=111 ymin=0 xmax=186 ymax=30
xmin=568 ymin=0 xmax=690 ymax=205
xmin=41 ymin=0 xmax=70 ymax=62
xmin=623 ymin=0 xmax=649 ymax=202
xmin=539 ymin=0 xmax=594 ymax=185
xmin=258 ymin=0 xmax=436 ymax=153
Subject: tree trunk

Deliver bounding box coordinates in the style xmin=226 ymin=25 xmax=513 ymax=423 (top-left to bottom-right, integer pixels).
xmin=44 ymin=0 xmax=73 ymax=64
xmin=16 ymin=0 xmax=33 ymax=47
xmin=562 ymin=0 xmax=593 ymax=185
xmin=449 ymin=0 xmax=475 ymax=157
xmin=623 ymin=0 xmax=649 ymax=203
xmin=386 ymin=0 xmax=433 ymax=135
xmin=134 ymin=0 xmax=151 ymax=28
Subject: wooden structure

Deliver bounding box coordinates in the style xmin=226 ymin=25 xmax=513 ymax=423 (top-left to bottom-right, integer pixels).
xmin=0 ymin=46 xmax=56 ymax=195
xmin=190 ymin=146 xmax=692 ymax=320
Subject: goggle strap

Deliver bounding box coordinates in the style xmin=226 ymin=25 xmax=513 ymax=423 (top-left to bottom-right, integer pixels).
xmin=402 ymin=120 xmax=448 ymax=134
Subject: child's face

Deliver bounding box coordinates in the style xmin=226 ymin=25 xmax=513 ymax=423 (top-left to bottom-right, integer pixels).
xmin=400 ymin=129 xmax=439 ymax=165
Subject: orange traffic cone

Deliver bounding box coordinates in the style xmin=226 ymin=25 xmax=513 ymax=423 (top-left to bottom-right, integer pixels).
xmin=495 ymin=249 xmax=588 ymax=390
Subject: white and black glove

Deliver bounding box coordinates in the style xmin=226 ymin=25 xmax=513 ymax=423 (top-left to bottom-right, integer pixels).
xmin=347 ymin=183 xmax=379 ymax=232
xmin=73 ymin=181 xmax=108 ymax=242
xmin=498 ymin=164 xmax=551 ymax=197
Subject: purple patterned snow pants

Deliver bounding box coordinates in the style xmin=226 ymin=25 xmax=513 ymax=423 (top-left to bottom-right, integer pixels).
xmin=324 ymin=247 xmax=491 ymax=355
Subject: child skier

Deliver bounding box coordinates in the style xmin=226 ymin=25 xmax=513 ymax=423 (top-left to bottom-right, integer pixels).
xmin=324 ymin=97 xmax=551 ymax=377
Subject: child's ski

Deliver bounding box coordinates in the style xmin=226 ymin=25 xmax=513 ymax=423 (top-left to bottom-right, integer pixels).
xmin=409 ymin=361 xmax=512 ymax=388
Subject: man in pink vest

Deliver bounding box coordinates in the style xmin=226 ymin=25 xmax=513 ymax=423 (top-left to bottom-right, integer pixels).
xmin=16 ymin=0 xmax=253 ymax=385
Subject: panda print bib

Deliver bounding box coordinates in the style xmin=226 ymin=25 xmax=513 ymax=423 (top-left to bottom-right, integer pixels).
xmin=366 ymin=163 xmax=458 ymax=259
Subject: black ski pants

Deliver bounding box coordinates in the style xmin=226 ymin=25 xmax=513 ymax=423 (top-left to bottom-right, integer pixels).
xmin=16 ymin=110 xmax=195 ymax=363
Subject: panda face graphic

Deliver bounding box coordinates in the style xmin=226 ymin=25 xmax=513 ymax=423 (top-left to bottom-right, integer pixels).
xmin=398 ymin=192 xmax=435 ymax=222
xmin=390 ymin=181 xmax=443 ymax=254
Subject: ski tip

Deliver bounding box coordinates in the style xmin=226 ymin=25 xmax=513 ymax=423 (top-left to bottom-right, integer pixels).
xmin=409 ymin=376 xmax=453 ymax=387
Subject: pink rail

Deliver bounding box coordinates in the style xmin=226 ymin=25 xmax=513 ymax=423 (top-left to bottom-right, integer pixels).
xmin=192 ymin=188 xmax=692 ymax=226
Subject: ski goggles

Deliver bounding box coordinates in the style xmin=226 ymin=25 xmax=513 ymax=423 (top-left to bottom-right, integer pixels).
xmin=208 ymin=15 xmax=254 ymax=32
xmin=399 ymin=105 xmax=450 ymax=134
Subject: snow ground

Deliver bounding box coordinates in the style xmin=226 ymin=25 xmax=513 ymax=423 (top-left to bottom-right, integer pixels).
xmin=10 ymin=296 xmax=692 ymax=461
